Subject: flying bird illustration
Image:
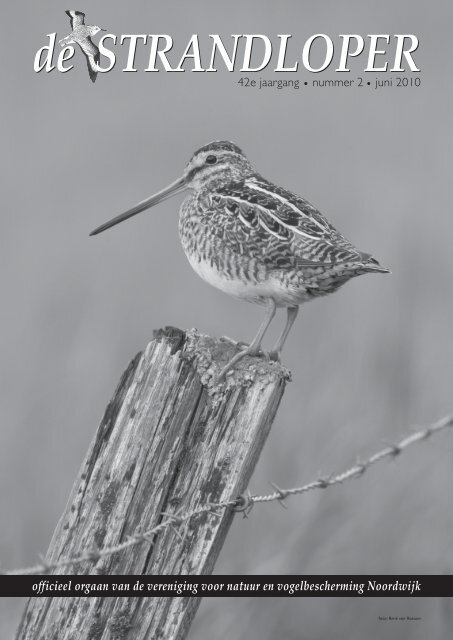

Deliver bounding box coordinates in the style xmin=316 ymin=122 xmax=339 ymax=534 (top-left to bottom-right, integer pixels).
xmin=59 ymin=10 xmax=106 ymax=83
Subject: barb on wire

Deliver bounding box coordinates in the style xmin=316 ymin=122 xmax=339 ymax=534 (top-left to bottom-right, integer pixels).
xmin=3 ymin=414 xmax=452 ymax=576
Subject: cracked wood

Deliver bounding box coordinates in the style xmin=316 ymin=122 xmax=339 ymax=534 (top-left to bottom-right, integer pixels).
xmin=16 ymin=327 xmax=289 ymax=640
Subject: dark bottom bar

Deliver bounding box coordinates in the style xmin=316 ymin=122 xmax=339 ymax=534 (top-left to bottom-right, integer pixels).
xmin=1 ymin=575 xmax=452 ymax=598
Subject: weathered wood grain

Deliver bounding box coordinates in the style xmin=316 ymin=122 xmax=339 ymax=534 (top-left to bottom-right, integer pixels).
xmin=16 ymin=327 xmax=289 ymax=640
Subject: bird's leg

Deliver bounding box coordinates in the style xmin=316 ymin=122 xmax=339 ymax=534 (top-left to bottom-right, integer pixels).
xmin=269 ymin=305 xmax=299 ymax=362
xmin=216 ymin=299 xmax=277 ymax=381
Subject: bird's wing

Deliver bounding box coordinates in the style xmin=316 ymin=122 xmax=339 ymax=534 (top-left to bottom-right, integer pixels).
xmin=78 ymin=36 xmax=99 ymax=59
xmin=65 ymin=10 xmax=85 ymax=29
xmin=210 ymin=178 xmax=366 ymax=268
xmin=77 ymin=37 xmax=100 ymax=82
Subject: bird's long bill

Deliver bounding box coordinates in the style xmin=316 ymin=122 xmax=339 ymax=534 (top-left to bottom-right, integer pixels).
xmin=89 ymin=176 xmax=186 ymax=236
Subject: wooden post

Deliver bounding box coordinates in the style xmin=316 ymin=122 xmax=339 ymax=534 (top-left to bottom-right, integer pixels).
xmin=16 ymin=327 xmax=289 ymax=640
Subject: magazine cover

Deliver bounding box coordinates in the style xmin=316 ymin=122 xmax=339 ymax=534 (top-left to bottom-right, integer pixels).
xmin=1 ymin=1 xmax=452 ymax=638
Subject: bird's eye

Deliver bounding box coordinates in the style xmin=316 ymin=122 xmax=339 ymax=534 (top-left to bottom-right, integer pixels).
xmin=206 ymin=155 xmax=217 ymax=165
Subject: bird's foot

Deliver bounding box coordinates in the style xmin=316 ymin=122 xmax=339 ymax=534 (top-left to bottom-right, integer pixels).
xmin=221 ymin=336 xmax=250 ymax=349
xmin=216 ymin=344 xmax=263 ymax=383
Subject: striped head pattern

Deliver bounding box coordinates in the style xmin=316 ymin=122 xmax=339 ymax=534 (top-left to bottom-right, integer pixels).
xmin=183 ymin=141 xmax=253 ymax=190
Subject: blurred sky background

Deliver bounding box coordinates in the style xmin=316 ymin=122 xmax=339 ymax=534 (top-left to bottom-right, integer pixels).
xmin=1 ymin=0 xmax=452 ymax=638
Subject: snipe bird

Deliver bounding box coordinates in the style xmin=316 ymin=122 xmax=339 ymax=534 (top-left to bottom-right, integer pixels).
xmin=90 ymin=141 xmax=389 ymax=380
xmin=59 ymin=10 xmax=106 ymax=83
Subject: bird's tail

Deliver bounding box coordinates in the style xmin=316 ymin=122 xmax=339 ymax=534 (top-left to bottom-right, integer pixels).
xmin=359 ymin=252 xmax=391 ymax=274
xmin=86 ymin=53 xmax=100 ymax=83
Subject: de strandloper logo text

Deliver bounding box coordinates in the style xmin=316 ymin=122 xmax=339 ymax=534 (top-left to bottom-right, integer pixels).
xmin=34 ymin=9 xmax=421 ymax=84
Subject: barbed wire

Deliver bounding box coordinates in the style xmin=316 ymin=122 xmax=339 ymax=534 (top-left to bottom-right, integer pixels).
xmin=4 ymin=413 xmax=452 ymax=576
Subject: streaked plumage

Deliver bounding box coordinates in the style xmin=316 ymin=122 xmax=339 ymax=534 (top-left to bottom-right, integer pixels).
xmin=91 ymin=141 xmax=389 ymax=379
xmin=59 ymin=10 xmax=106 ymax=83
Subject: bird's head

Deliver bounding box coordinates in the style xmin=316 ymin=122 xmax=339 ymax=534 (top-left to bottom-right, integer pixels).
xmin=90 ymin=141 xmax=252 ymax=236
xmin=182 ymin=141 xmax=252 ymax=190
xmin=89 ymin=25 xmax=106 ymax=36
